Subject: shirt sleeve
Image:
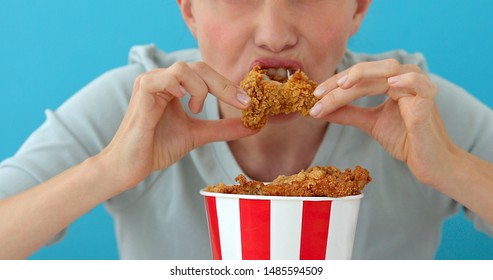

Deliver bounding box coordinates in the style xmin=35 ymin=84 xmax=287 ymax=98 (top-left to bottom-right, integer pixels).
xmin=0 ymin=63 xmax=143 ymax=245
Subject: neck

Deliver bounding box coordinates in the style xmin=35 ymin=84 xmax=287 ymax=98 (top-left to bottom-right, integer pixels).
xmin=223 ymin=102 xmax=329 ymax=181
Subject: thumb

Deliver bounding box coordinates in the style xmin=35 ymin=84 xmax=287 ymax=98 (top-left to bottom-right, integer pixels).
xmin=192 ymin=118 xmax=260 ymax=146
xmin=320 ymin=105 xmax=376 ymax=135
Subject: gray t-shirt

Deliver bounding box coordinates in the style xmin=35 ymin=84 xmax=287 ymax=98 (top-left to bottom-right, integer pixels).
xmin=1 ymin=45 xmax=492 ymax=259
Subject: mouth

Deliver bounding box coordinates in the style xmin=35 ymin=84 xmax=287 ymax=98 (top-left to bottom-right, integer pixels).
xmin=251 ymin=59 xmax=303 ymax=83
xmin=261 ymin=67 xmax=297 ymax=83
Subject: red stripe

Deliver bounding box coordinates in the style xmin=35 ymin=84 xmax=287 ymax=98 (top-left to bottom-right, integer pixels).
xmin=204 ymin=196 xmax=222 ymax=260
xmin=299 ymin=200 xmax=332 ymax=260
xmin=239 ymin=199 xmax=270 ymax=259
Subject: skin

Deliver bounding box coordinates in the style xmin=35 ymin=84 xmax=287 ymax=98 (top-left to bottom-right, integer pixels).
xmin=0 ymin=0 xmax=492 ymax=259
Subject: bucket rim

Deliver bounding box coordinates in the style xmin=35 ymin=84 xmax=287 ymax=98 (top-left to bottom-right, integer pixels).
xmin=199 ymin=188 xmax=364 ymax=201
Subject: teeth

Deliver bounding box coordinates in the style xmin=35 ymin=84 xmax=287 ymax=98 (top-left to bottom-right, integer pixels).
xmin=267 ymin=68 xmax=277 ymax=77
xmin=276 ymin=68 xmax=288 ymax=79
xmin=261 ymin=74 xmax=271 ymax=81
xmin=264 ymin=67 xmax=294 ymax=80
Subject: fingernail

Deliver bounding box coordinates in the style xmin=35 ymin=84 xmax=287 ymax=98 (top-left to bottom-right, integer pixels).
xmin=313 ymin=86 xmax=327 ymax=97
xmin=179 ymin=85 xmax=187 ymax=97
xmin=388 ymin=75 xmax=400 ymax=84
xmin=236 ymin=89 xmax=251 ymax=105
xmin=337 ymin=75 xmax=348 ymax=86
xmin=310 ymin=102 xmax=322 ymax=117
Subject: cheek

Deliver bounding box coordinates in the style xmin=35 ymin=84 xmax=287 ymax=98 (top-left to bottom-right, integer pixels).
xmin=197 ymin=13 xmax=246 ymax=58
xmin=196 ymin=21 xmax=247 ymax=82
xmin=197 ymin=22 xmax=232 ymax=58
xmin=310 ymin=13 xmax=353 ymax=49
xmin=200 ymin=21 xmax=224 ymax=44
xmin=316 ymin=26 xmax=351 ymax=55
xmin=305 ymin=22 xmax=354 ymax=81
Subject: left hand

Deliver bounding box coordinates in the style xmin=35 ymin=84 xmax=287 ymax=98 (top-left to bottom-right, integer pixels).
xmin=309 ymin=59 xmax=459 ymax=186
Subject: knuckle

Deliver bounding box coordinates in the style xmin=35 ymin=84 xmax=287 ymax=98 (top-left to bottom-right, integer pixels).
xmin=384 ymin=59 xmax=401 ymax=75
xmin=169 ymin=61 xmax=189 ymax=75
xmin=138 ymin=72 xmax=152 ymax=89
xmin=325 ymin=90 xmax=339 ymax=105
xmin=348 ymin=64 xmax=363 ymax=81
xmin=137 ymin=69 xmax=173 ymax=93
xmin=189 ymin=61 xmax=209 ymax=72
xmin=405 ymin=64 xmax=422 ymax=73
xmin=133 ymin=73 xmax=147 ymax=93
xmin=415 ymin=72 xmax=430 ymax=83
xmin=409 ymin=72 xmax=437 ymax=96
xmin=407 ymin=72 xmax=420 ymax=83
xmin=135 ymin=73 xmax=146 ymax=85
xmin=408 ymin=72 xmax=424 ymax=86
xmin=221 ymin=82 xmax=236 ymax=98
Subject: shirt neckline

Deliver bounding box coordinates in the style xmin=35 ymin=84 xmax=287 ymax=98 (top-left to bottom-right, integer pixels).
xmin=204 ymin=97 xmax=344 ymax=182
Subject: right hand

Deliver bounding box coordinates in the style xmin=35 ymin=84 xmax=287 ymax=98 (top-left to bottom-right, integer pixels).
xmin=98 ymin=62 xmax=257 ymax=190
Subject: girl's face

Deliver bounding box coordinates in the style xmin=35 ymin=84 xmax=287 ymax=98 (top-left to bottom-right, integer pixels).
xmin=180 ymin=0 xmax=370 ymax=86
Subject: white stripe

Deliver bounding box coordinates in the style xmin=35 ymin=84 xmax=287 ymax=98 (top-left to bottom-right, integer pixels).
xmin=325 ymin=199 xmax=361 ymax=259
xmin=270 ymin=200 xmax=303 ymax=260
xmin=215 ymin=197 xmax=242 ymax=260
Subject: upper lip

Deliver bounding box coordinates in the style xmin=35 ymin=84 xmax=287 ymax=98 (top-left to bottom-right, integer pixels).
xmin=250 ymin=58 xmax=303 ymax=72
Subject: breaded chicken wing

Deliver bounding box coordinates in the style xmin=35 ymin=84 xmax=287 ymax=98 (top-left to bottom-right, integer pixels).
xmin=240 ymin=66 xmax=318 ymax=129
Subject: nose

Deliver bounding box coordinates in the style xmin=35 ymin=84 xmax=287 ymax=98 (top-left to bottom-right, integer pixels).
xmin=253 ymin=1 xmax=298 ymax=53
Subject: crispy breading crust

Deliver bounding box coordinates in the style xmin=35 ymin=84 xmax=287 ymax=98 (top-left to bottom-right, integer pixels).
xmin=240 ymin=66 xmax=318 ymax=129
xmin=205 ymin=166 xmax=372 ymax=197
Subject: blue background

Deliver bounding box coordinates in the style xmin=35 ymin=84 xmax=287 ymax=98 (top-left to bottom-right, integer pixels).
xmin=1 ymin=0 xmax=492 ymax=259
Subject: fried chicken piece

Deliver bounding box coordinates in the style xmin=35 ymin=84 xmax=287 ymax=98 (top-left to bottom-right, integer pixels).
xmin=205 ymin=166 xmax=372 ymax=198
xmin=240 ymin=66 xmax=318 ymax=129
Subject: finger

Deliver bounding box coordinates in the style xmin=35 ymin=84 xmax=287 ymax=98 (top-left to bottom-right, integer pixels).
xmin=314 ymin=59 xmax=403 ymax=98
xmin=400 ymin=63 xmax=422 ymax=74
xmin=189 ymin=62 xmax=251 ymax=110
xmin=387 ymin=72 xmax=438 ymax=127
xmin=388 ymin=72 xmax=437 ymax=100
xmin=318 ymin=105 xmax=376 ymax=135
xmin=139 ymin=68 xmax=188 ymax=99
xmin=191 ymin=118 xmax=259 ymax=146
xmin=164 ymin=62 xmax=210 ymax=114
xmin=339 ymin=59 xmax=402 ymax=89
xmin=313 ymin=59 xmax=421 ymax=98
xmin=125 ymin=72 xmax=179 ymax=125
xmin=310 ymin=79 xmax=388 ymax=117
xmin=140 ymin=63 xmax=222 ymax=114
xmin=313 ymin=71 xmax=348 ymax=98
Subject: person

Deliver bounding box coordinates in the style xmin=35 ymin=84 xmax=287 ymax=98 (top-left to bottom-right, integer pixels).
xmin=1 ymin=0 xmax=492 ymax=260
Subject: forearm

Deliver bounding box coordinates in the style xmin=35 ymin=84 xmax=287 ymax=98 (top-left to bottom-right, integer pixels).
xmin=433 ymin=147 xmax=493 ymax=225
xmin=0 ymin=155 xmax=122 ymax=259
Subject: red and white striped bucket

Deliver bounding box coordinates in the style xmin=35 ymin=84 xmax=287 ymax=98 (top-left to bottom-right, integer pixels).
xmin=200 ymin=189 xmax=362 ymax=260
